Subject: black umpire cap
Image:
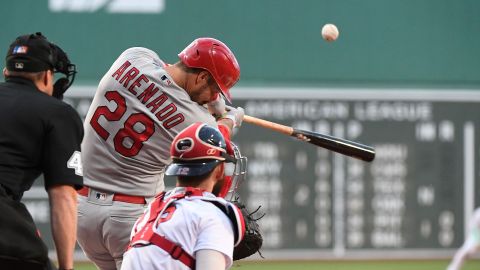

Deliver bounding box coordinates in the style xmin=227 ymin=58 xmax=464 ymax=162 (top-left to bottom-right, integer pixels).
xmin=5 ymin=32 xmax=55 ymax=72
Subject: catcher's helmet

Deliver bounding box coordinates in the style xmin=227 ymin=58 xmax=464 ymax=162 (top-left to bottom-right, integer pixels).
xmin=165 ymin=123 xmax=236 ymax=177
xmin=165 ymin=123 xmax=247 ymax=198
xmin=178 ymin=38 xmax=240 ymax=103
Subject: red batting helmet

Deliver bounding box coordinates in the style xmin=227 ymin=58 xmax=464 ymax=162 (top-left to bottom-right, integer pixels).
xmin=178 ymin=38 xmax=240 ymax=103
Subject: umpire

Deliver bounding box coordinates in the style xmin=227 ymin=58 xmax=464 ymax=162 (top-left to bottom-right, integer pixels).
xmin=0 ymin=33 xmax=83 ymax=270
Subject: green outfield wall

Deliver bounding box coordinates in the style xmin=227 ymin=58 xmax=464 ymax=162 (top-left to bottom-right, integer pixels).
xmin=1 ymin=0 xmax=480 ymax=88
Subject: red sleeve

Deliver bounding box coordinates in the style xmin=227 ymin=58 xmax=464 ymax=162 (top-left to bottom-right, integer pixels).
xmin=218 ymin=124 xmax=233 ymax=154
xmin=218 ymin=124 xmax=231 ymax=141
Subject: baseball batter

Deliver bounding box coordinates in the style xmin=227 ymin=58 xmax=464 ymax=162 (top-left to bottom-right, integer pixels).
xmin=447 ymin=207 xmax=480 ymax=270
xmin=122 ymin=123 xmax=246 ymax=270
xmin=77 ymin=38 xmax=244 ymax=270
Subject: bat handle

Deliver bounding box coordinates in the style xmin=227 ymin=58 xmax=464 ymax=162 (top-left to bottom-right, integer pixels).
xmin=243 ymin=115 xmax=293 ymax=136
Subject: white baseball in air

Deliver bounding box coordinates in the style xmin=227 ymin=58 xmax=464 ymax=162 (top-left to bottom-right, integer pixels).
xmin=322 ymin=23 xmax=339 ymax=42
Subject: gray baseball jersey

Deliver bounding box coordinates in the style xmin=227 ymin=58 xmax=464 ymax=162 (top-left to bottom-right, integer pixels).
xmin=82 ymin=47 xmax=216 ymax=197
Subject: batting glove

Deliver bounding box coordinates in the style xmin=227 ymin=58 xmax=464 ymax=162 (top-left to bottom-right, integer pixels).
xmin=222 ymin=106 xmax=245 ymax=128
xmin=207 ymin=95 xmax=226 ymax=117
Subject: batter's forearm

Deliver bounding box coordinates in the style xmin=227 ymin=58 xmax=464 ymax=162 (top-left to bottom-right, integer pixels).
xmin=49 ymin=185 xmax=78 ymax=269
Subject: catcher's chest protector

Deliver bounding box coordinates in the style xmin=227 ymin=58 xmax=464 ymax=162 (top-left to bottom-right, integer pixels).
xmin=200 ymin=196 xmax=246 ymax=246
xmin=129 ymin=187 xmax=245 ymax=268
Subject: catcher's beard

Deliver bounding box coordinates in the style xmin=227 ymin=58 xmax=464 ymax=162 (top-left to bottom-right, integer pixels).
xmin=212 ymin=177 xmax=226 ymax=197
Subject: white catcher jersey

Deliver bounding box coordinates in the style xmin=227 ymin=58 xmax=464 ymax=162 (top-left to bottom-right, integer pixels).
xmin=82 ymin=47 xmax=217 ymax=196
xmin=122 ymin=188 xmax=235 ymax=270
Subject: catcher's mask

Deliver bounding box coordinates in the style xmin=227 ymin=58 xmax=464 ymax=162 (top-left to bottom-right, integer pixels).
xmin=220 ymin=142 xmax=247 ymax=200
xmin=178 ymin=37 xmax=240 ymax=103
xmin=6 ymin=32 xmax=77 ymax=99
xmin=165 ymin=123 xmax=247 ymax=198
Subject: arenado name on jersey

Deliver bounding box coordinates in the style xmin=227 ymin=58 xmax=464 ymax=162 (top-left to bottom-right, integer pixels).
xmin=110 ymin=60 xmax=185 ymax=129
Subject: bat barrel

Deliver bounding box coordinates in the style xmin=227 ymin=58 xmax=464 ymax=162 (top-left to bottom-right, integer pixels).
xmin=292 ymin=129 xmax=375 ymax=162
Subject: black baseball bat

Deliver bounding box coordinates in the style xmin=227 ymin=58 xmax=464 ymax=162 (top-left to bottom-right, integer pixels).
xmin=243 ymin=115 xmax=375 ymax=162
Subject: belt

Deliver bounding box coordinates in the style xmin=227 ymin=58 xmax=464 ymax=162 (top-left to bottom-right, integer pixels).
xmin=78 ymin=186 xmax=146 ymax=204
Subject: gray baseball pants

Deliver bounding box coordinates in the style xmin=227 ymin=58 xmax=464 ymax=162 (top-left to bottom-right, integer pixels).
xmin=77 ymin=188 xmax=148 ymax=270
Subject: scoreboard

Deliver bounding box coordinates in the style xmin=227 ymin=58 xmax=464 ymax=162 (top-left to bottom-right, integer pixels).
xmin=232 ymin=88 xmax=480 ymax=259
xmin=24 ymin=87 xmax=480 ymax=259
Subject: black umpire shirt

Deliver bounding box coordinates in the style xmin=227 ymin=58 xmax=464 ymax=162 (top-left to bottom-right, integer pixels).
xmin=0 ymin=76 xmax=83 ymax=201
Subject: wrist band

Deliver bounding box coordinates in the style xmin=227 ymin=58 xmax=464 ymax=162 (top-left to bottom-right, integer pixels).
xmin=221 ymin=114 xmax=236 ymax=125
xmin=214 ymin=112 xmax=228 ymax=120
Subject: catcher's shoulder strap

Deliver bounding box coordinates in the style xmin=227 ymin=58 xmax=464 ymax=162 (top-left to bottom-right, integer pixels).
xmin=200 ymin=196 xmax=246 ymax=247
xmin=129 ymin=188 xmax=205 ymax=269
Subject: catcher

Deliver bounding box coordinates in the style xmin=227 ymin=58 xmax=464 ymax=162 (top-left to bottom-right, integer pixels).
xmin=121 ymin=123 xmax=262 ymax=270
